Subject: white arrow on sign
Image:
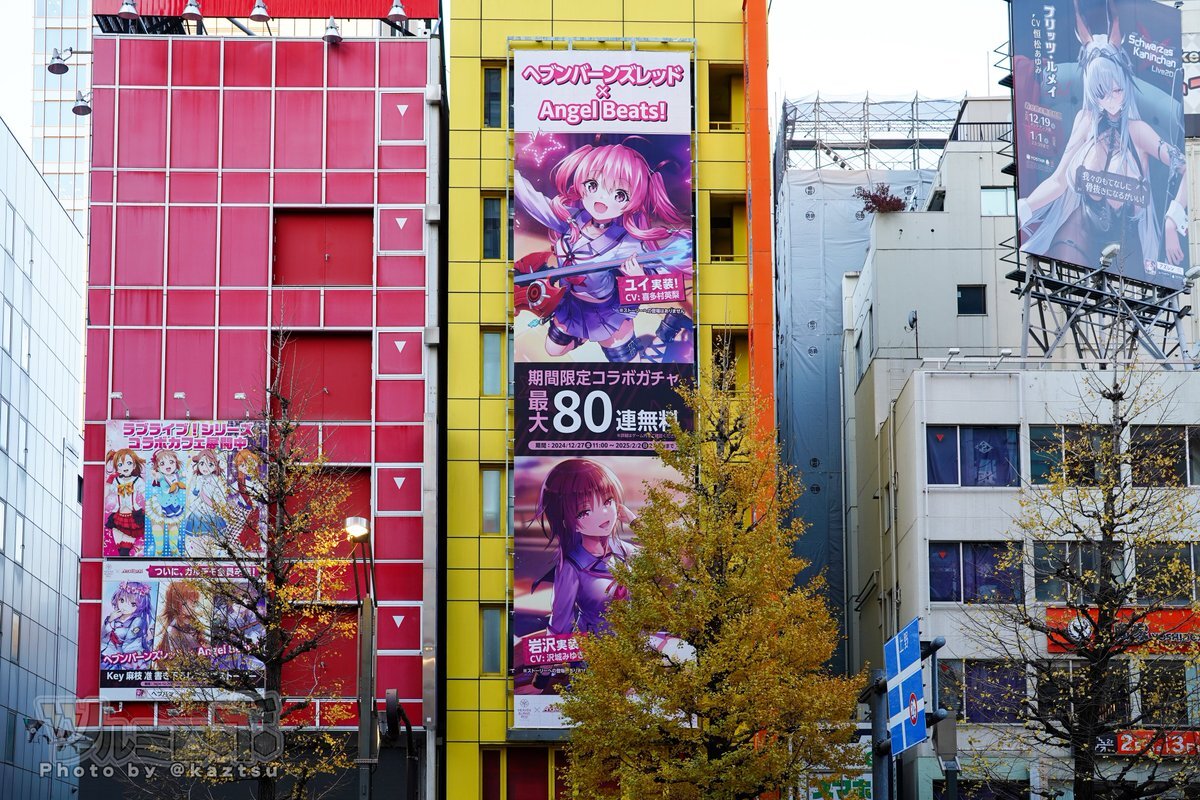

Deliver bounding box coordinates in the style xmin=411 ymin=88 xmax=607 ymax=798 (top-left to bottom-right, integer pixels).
xmin=394 ymin=340 xmax=406 ymax=354
xmin=393 ymin=477 xmax=406 ymax=491
xmin=396 ymin=104 xmax=409 ymax=117
xmin=395 ymin=216 xmax=408 ymax=231
xmin=392 ymin=615 xmax=406 ymax=627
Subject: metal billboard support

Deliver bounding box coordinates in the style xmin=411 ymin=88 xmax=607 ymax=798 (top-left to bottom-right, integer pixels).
xmin=1007 ymin=254 xmax=1196 ymax=368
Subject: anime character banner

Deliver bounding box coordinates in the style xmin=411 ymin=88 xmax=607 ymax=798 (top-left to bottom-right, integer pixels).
xmin=103 ymin=420 xmax=267 ymax=560
xmin=1012 ymin=0 xmax=1188 ymax=289
xmin=100 ymin=561 xmax=265 ymax=700
xmin=511 ymin=49 xmax=695 ymax=729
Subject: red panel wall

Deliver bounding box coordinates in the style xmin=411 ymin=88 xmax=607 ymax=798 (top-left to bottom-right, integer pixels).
xmin=84 ymin=33 xmax=433 ymax=726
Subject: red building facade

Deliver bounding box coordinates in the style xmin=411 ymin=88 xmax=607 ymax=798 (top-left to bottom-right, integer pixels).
xmin=78 ymin=27 xmax=440 ymax=769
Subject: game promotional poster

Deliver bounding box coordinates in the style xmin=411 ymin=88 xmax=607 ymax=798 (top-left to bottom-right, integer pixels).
xmin=100 ymin=561 xmax=265 ymax=700
xmin=1012 ymin=0 xmax=1187 ymax=289
xmin=510 ymin=49 xmax=695 ymax=728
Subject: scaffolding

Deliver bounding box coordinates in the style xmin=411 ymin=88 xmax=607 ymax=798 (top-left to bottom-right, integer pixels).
xmin=773 ymin=94 xmax=960 ymax=190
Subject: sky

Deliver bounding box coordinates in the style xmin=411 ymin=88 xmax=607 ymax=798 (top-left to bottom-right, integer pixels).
xmin=0 ymin=0 xmax=34 ymax=155
xmin=769 ymin=0 xmax=1011 ymax=107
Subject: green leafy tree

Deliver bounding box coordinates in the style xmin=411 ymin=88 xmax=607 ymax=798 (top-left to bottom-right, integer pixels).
xmin=562 ymin=359 xmax=861 ymax=800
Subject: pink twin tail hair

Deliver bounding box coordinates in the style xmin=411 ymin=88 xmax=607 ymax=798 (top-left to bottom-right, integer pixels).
xmin=547 ymin=143 xmax=688 ymax=250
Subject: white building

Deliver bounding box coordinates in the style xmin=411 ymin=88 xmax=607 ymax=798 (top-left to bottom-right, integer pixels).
xmin=842 ymin=97 xmax=1200 ymax=800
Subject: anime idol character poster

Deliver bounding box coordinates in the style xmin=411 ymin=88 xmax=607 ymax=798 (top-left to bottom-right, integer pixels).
xmin=103 ymin=420 xmax=267 ymax=559
xmin=1012 ymin=0 xmax=1188 ymax=289
xmin=511 ymin=455 xmax=685 ymax=729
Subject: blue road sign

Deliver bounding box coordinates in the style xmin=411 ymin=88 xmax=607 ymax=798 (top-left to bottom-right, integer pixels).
xmin=884 ymin=617 xmax=926 ymax=756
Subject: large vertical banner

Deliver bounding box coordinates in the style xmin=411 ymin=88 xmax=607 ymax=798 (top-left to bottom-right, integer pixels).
xmin=1012 ymin=0 xmax=1188 ymax=289
xmin=510 ymin=49 xmax=694 ymax=728
xmin=100 ymin=420 xmax=267 ymax=700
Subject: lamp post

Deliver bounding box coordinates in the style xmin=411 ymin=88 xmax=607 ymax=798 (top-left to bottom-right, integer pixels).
xmin=346 ymin=516 xmax=377 ymax=800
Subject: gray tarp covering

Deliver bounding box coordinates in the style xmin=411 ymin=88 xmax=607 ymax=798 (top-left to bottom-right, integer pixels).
xmin=775 ymin=168 xmax=934 ymax=674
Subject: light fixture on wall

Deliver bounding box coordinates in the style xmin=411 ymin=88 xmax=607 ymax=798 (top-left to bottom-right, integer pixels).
xmin=387 ymin=0 xmax=408 ymax=22
xmin=46 ymin=47 xmax=93 ymax=75
xmin=117 ymin=0 xmax=140 ymax=20
xmin=173 ymin=392 xmax=191 ymax=419
xmin=71 ymin=91 xmax=93 ymax=116
xmin=942 ymin=347 xmax=960 ymax=369
xmin=182 ymin=0 xmax=203 ymax=22
xmin=249 ymin=0 xmax=270 ymax=22
xmin=323 ymin=16 xmax=343 ymax=45
xmin=110 ymin=392 xmax=131 ymax=419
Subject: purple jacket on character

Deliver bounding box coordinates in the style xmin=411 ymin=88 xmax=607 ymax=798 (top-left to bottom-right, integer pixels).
xmin=548 ymin=538 xmax=639 ymax=636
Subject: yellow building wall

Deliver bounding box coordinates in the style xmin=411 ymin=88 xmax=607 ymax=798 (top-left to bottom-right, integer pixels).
xmin=446 ymin=2 xmax=753 ymax=796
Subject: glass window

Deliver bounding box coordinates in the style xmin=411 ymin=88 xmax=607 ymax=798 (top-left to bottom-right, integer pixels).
xmin=959 ymin=426 xmax=1020 ymax=487
xmin=965 ymin=660 xmax=1023 ymax=722
xmin=22 ymin=228 xmax=33 ymax=274
xmin=929 ymin=543 xmax=962 ymax=602
xmin=2 ymin=203 xmax=13 ymax=255
xmin=1033 ymin=542 xmax=1069 ymax=602
xmin=2 ymin=710 xmax=13 ymax=762
xmin=938 ymin=658 xmax=964 ymax=720
xmin=482 ymin=196 xmax=502 ymax=260
xmin=1137 ymin=543 xmax=1193 ymax=606
xmin=481 ymin=606 xmax=503 ymax=674
xmin=1034 ymin=660 xmax=1071 ymax=723
xmin=21 ymin=322 xmax=30 ymax=371
xmin=481 ymin=331 xmax=503 ymax=396
xmin=483 ymin=67 xmax=502 ymax=129
xmin=1188 ymin=427 xmax=1200 ymax=487
xmin=957 ymin=285 xmax=986 ymax=315
xmin=1029 ymin=425 xmax=1060 ymax=485
xmin=1142 ymin=660 xmax=1189 ymax=727
xmin=980 ymin=187 xmax=1016 ymax=216
xmin=481 ymin=467 xmax=502 ymax=534
xmin=929 ymin=542 xmax=1020 ymax=603
xmin=482 ymin=749 xmax=502 ymax=800
xmin=9 ymin=611 xmax=19 ymax=663
xmin=1131 ymin=426 xmax=1188 ymax=487
xmin=2 ymin=303 xmax=10 ymax=353
xmin=16 ymin=418 xmax=26 ymax=467
xmin=12 ymin=517 xmax=22 ymax=565
xmin=927 ymin=425 xmax=959 ymax=484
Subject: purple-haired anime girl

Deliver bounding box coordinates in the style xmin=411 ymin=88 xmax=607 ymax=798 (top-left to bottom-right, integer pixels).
xmin=100 ymin=581 xmax=154 ymax=670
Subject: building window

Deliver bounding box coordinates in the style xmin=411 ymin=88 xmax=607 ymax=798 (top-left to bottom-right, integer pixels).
xmin=1034 ymin=541 xmax=1128 ymax=604
xmin=483 ymin=196 xmax=504 ymax=260
xmin=481 ymin=467 xmax=502 ymax=534
xmin=20 ymin=321 xmax=30 ymax=372
xmin=1142 ymin=660 xmax=1190 ymax=727
xmin=0 ymin=402 xmax=8 ymax=452
xmin=707 ymin=64 xmax=744 ymax=130
xmin=2 ymin=710 xmax=13 ymax=763
xmin=938 ymin=659 xmax=1023 ymax=722
xmin=928 ymin=542 xmax=1021 ymax=603
xmin=956 ymin=285 xmax=986 ymax=316
xmin=1034 ymin=660 xmax=1130 ymax=725
xmin=483 ymin=66 xmax=503 ymax=128
xmin=927 ymin=425 xmax=1020 ymax=487
xmin=1029 ymin=425 xmax=1103 ymax=485
xmin=2 ymin=202 xmax=13 ymax=255
xmin=8 ymin=611 xmax=20 ymax=663
xmin=481 ymin=330 xmax=505 ymax=396
xmin=934 ymin=781 xmax=1030 ymax=800
xmin=15 ymin=418 xmax=26 ymax=467
xmin=12 ymin=516 xmax=23 ymax=565
xmin=1131 ymin=426 xmax=1188 ymax=487
xmin=481 ymin=605 xmax=504 ymax=674
xmin=1 ymin=303 xmax=10 ymax=354
xmin=482 ymin=749 xmax=501 ymax=800
xmin=980 ymin=187 xmax=1016 ymax=216
xmin=1136 ymin=543 xmax=1195 ymax=606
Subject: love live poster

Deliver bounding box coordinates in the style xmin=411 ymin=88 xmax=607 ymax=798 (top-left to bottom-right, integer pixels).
xmin=510 ymin=48 xmax=695 ymax=729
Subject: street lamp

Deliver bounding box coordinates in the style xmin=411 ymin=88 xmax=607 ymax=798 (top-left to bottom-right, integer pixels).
xmin=346 ymin=516 xmax=377 ymax=800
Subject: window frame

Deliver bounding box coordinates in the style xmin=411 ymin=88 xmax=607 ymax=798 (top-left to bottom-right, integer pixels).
xmin=1033 ymin=540 xmax=1130 ymax=604
xmin=928 ymin=541 xmax=1022 ymax=604
xmin=956 ymin=284 xmax=987 ymax=316
xmin=980 ymin=186 xmax=1017 ymax=217
xmin=1131 ymin=425 xmax=1188 ymax=487
xmin=481 ymin=605 xmax=505 ymax=675
xmin=482 ymin=194 xmax=505 ymax=261
xmin=481 ymin=328 xmax=506 ymax=397
xmin=927 ymin=424 xmax=1021 ymax=488
xmin=938 ymin=658 xmax=1024 ymax=723
xmin=480 ymin=466 xmax=504 ymax=535
xmin=483 ymin=65 xmax=504 ymax=129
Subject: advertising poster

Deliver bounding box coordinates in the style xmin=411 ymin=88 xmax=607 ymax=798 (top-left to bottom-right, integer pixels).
xmin=100 ymin=561 xmax=265 ymax=701
xmin=1012 ymin=0 xmax=1188 ymax=289
xmin=103 ymin=420 xmax=267 ymax=559
xmin=511 ymin=49 xmax=694 ymax=729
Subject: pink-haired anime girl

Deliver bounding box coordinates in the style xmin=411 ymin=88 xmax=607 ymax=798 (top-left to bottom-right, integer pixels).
xmin=515 ymin=141 xmax=692 ymax=362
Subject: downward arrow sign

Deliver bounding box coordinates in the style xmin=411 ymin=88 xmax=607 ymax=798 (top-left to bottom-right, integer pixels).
xmin=393 ymin=477 xmax=406 ymax=491
xmin=392 ymin=615 xmax=405 ymax=627
xmin=395 ymin=216 xmax=408 ymax=231
xmin=394 ymin=340 xmax=406 ymax=355
xmin=397 ymin=104 xmax=409 ymax=117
